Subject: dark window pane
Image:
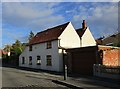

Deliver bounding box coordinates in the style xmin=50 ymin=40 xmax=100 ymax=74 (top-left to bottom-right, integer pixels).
xmin=29 ymin=56 xmax=32 ymax=65
xmin=46 ymin=55 xmax=52 ymax=66
xmin=47 ymin=41 xmax=52 ymax=49
xmin=22 ymin=57 xmax=25 ymax=64
xmin=29 ymin=45 xmax=32 ymax=51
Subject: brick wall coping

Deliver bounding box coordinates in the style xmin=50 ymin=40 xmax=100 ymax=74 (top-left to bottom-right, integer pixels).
xmin=98 ymin=45 xmax=120 ymax=49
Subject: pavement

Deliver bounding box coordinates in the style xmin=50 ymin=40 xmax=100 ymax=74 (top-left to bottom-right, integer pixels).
xmin=2 ymin=66 xmax=120 ymax=89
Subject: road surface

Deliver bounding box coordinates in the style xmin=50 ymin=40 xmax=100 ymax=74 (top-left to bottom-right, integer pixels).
xmin=2 ymin=67 xmax=67 ymax=88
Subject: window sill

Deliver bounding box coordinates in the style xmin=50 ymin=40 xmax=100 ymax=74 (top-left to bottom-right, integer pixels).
xmin=46 ymin=65 xmax=52 ymax=66
xmin=46 ymin=47 xmax=52 ymax=49
xmin=37 ymin=64 xmax=41 ymax=65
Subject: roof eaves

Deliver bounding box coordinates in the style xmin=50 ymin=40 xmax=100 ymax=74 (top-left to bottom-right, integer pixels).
xmin=28 ymin=38 xmax=59 ymax=46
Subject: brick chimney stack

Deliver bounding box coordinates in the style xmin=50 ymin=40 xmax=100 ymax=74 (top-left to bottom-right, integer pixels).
xmin=82 ymin=20 xmax=87 ymax=29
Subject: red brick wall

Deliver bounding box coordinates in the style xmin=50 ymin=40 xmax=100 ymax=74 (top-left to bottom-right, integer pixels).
xmin=67 ymin=46 xmax=120 ymax=75
xmin=99 ymin=46 xmax=120 ymax=66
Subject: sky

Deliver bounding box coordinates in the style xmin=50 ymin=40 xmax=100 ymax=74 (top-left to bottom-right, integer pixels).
xmin=1 ymin=1 xmax=119 ymax=48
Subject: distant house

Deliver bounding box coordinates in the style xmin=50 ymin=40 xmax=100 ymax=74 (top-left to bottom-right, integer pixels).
xmin=96 ymin=32 xmax=120 ymax=46
xmin=19 ymin=20 xmax=96 ymax=72
xmin=96 ymin=37 xmax=104 ymax=45
xmin=0 ymin=50 xmax=10 ymax=56
xmin=0 ymin=50 xmax=10 ymax=62
xmin=103 ymin=32 xmax=120 ymax=46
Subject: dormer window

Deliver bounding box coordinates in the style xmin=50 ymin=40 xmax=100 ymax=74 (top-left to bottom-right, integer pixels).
xmin=29 ymin=45 xmax=32 ymax=51
xmin=47 ymin=41 xmax=52 ymax=49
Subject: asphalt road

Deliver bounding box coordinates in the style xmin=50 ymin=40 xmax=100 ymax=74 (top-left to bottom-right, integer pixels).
xmin=2 ymin=66 xmax=120 ymax=89
xmin=2 ymin=67 xmax=67 ymax=88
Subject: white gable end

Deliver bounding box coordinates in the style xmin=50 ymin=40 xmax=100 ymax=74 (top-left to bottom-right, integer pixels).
xmin=81 ymin=27 xmax=96 ymax=47
xmin=58 ymin=22 xmax=80 ymax=48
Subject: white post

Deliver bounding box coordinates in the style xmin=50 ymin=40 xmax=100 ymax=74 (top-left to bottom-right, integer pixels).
xmin=8 ymin=52 xmax=10 ymax=56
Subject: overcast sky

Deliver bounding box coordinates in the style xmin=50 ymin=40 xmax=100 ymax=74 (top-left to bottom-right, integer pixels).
xmin=1 ymin=2 xmax=119 ymax=48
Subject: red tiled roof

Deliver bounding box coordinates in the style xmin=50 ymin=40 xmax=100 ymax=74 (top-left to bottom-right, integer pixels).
xmin=29 ymin=22 xmax=70 ymax=45
xmin=96 ymin=39 xmax=103 ymax=45
xmin=102 ymin=32 xmax=120 ymax=45
xmin=76 ymin=28 xmax=86 ymax=37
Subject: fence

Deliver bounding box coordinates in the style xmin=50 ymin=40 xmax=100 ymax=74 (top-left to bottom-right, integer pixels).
xmin=93 ymin=64 xmax=120 ymax=79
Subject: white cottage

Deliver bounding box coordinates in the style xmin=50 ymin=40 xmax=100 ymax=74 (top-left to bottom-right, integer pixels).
xmin=19 ymin=20 xmax=96 ymax=72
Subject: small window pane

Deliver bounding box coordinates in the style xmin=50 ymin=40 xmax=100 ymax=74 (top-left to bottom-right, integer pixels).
xmin=29 ymin=45 xmax=32 ymax=51
xmin=47 ymin=41 xmax=52 ymax=49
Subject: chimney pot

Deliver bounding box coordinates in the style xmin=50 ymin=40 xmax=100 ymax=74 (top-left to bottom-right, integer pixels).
xmin=82 ymin=20 xmax=87 ymax=29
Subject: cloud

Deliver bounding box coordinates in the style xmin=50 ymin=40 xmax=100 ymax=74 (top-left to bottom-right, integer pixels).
xmin=72 ymin=2 xmax=118 ymax=38
xmin=2 ymin=27 xmax=25 ymax=40
xmin=65 ymin=10 xmax=74 ymax=13
xmin=2 ymin=0 xmax=119 ymax=2
xmin=2 ymin=2 xmax=65 ymax=47
xmin=28 ymin=15 xmax=64 ymax=30
xmin=0 ymin=3 xmax=2 ymax=48
xmin=2 ymin=2 xmax=64 ymax=29
xmin=2 ymin=27 xmax=29 ymax=47
xmin=0 ymin=29 xmax=2 ymax=48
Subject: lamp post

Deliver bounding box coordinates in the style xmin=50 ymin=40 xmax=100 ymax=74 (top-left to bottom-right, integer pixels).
xmin=63 ymin=49 xmax=67 ymax=80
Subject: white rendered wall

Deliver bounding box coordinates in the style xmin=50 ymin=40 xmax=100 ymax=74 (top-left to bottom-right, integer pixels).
xmin=19 ymin=40 xmax=63 ymax=72
xmin=81 ymin=27 xmax=96 ymax=47
xmin=58 ymin=22 xmax=80 ymax=48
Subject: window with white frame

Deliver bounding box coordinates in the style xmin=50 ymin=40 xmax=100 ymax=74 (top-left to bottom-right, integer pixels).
xmin=37 ymin=56 xmax=41 ymax=65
